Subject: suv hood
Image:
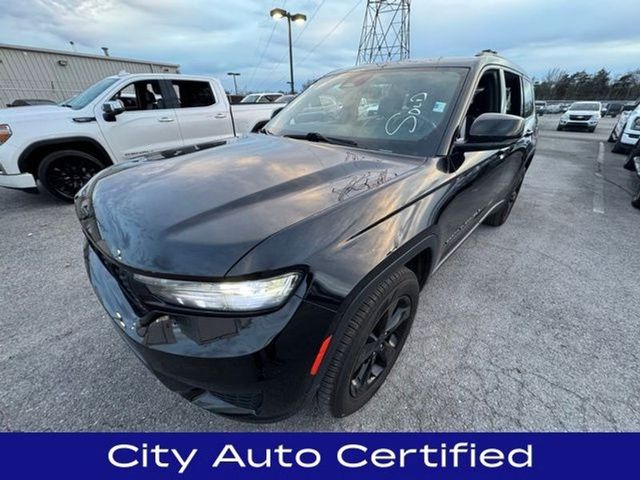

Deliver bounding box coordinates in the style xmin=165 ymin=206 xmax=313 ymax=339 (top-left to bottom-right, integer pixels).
xmin=79 ymin=134 xmax=419 ymax=277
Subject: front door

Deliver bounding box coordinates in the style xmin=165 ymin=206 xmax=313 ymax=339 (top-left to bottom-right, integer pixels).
xmin=96 ymin=79 xmax=183 ymax=161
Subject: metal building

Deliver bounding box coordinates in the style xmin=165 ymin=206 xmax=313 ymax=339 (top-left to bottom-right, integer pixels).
xmin=0 ymin=43 xmax=180 ymax=107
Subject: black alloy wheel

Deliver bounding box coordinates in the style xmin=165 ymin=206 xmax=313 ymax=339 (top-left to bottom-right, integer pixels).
xmin=38 ymin=150 xmax=104 ymax=201
xmin=319 ymin=267 xmax=419 ymax=418
xmin=349 ymin=294 xmax=412 ymax=398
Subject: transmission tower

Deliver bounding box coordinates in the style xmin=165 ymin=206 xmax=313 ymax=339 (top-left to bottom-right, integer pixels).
xmin=356 ymin=0 xmax=411 ymax=65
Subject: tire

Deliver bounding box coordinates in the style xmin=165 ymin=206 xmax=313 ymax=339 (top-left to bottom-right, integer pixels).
xmin=318 ymin=267 xmax=419 ymax=418
xmin=483 ymin=174 xmax=524 ymax=227
xmin=608 ymin=131 xmax=616 ymax=143
xmin=37 ymin=150 xmax=105 ymax=202
xmin=612 ymin=138 xmax=627 ymax=154
xmin=588 ymin=126 xmax=596 ymax=133
xmin=556 ymin=125 xmax=563 ymax=131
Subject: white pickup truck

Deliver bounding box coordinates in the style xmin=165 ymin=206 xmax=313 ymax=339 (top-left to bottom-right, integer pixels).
xmin=0 ymin=73 xmax=281 ymax=200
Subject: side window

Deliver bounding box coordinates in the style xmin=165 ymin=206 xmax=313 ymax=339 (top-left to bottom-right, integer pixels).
xmin=522 ymin=78 xmax=534 ymax=117
xmin=504 ymin=71 xmax=523 ymax=116
xmin=257 ymin=96 xmax=271 ymax=103
xmin=111 ymin=80 xmax=166 ymax=111
xmin=171 ymin=80 xmax=216 ymax=108
xmin=462 ymin=69 xmax=501 ymax=138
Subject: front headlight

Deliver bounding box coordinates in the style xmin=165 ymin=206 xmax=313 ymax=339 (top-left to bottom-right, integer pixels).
xmin=134 ymin=272 xmax=302 ymax=312
xmin=0 ymin=124 xmax=12 ymax=145
xmin=632 ymin=117 xmax=640 ymax=131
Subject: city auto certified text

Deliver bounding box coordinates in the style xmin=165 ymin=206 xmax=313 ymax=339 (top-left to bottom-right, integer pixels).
xmin=108 ymin=442 xmax=533 ymax=474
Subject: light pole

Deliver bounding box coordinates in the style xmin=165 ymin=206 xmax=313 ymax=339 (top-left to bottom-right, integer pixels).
xmin=270 ymin=8 xmax=306 ymax=94
xmin=227 ymin=72 xmax=240 ymax=96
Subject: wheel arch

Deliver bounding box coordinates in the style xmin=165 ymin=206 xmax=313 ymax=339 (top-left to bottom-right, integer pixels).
xmin=18 ymin=137 xmax=113 ymax=177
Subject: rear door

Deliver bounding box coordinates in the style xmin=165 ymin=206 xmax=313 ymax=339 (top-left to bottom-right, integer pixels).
xmin=168 ymin=79 xmax=234 ymax=146
xmin=96 ymin=79 xmax=183 ymax=161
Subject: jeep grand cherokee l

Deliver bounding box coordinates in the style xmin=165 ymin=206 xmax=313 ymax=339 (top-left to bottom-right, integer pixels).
xmin=76 ymin=53 xmax=537 ymax=421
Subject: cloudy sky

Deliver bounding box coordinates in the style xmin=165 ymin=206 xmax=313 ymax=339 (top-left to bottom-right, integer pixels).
xmin=2 ymin=0 xmax=639 ymax=93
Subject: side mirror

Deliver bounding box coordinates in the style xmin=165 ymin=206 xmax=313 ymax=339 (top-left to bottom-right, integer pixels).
xmin=455 ymin=113 xmax=525 ymax=151
xmin=102 ymin=99 xmax=125 ymax=122
xmin=271 ymin=107 xmax=285 ymax=119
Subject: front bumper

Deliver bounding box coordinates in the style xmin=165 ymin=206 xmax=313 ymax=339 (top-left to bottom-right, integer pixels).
xmin=84 ymin=244 xmax=335 ymax=421
xmin=0 ymin=171 xmax=36 ymax=189
xmin=559 ymin=119 xmax=598 ymax=129
xmin=620 ymin=131 xmax=640 ymax=146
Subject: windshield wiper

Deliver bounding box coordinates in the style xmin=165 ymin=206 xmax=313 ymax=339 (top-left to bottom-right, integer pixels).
xmin=283 ymin=132 xmax=358 ymax=147
xmin=59 ymin=103 xmax=73 ymax=108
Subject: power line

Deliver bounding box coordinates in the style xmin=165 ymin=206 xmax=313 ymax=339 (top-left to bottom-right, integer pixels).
xmin=248 ymin=1 xmax=288 ymax=87
xmin=298 ymin=0 xmax=364 ymax=68
xmin=255 ymin=0 xmax=328 ymax=91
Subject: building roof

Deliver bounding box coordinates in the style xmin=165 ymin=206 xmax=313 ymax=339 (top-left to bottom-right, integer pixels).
xmin=0 ymin=42 xmax=179 ymax=68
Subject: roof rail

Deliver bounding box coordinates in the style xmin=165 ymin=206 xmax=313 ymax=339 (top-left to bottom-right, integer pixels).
xmin=475 ymin=49 xmax=498 ymax=56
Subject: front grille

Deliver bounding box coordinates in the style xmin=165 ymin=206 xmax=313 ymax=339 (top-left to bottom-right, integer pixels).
xmin=570 ymin=115 xmax=590 ymax=121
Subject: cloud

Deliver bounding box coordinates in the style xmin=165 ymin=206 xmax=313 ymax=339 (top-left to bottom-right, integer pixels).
xmin=1 ymin=0 xmax=639 ymax=93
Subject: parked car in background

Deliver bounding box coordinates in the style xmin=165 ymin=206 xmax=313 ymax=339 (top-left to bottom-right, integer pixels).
xmin=601 ymin=103 xmax=609 ymax=116
xmin=6 ymin=98 xmax=57 ymax=108
xmin=240 ymin=92 xmax=284 ymax=103
xmin=546 ymin=103 xmax=562 ymax=114
xmin=608 ymin=103 xmax=638 ymax=143
xmin=559 ymin=103 xmax=570 ymax=113
xmin=610 ymin=103 xmax=640 ymax=153
xmin=557 ymin=101 xmax=602 ymax=132
xmin=76 ymin=52 xmax=538 ymax=421
xmin=276 ymin=94 xmax=297 ymax=104
xmin=605 ymin=102 xmax=624 ymax=117
xmin=0 ymin=73 xmax=282 ymax=200
xmin=535 ymin=100 xmax=547 ymax=115
xmin=623 ymin=141 xmax=640 ymax=208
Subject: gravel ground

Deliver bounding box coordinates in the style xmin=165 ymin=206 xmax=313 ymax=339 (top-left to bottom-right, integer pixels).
xmin=1 ymin=116 xmax=639 ymax=432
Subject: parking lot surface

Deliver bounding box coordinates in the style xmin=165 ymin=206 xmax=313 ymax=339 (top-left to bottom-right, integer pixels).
xmin=1 ymin=116 xmax=639 ymax=432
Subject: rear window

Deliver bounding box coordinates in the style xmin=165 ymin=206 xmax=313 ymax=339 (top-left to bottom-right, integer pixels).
xmin=171 ymin=80 xmax=216 ymax=108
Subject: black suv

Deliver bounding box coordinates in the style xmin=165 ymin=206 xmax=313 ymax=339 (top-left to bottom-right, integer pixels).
xmin=76 ymin=52 xmax=538 ymax=421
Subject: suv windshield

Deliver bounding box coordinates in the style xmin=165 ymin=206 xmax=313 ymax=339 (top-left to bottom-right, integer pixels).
xmin=267 ymin=67 xmax=467 ymax=157
xmin=61 ymin=77 xmax=119 ymax=110
xmin=569 ymin=102 xmax=600 ymax=111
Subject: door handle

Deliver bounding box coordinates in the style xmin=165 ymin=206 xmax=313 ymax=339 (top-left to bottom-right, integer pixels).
xmin=214 ymin=113 xmax=227 ymax=119
xmin=158 ymin=117 xmax=174 ymax=122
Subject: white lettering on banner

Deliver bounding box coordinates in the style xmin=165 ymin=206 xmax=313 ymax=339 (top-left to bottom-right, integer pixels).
xmin=107 ymin=443 xmax=197 ymax=474
xmin=212 ymin=444 xmax=322 ymax=469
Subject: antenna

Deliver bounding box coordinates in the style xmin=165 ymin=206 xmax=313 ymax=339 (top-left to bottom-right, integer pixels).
xmin=356 ymin=0 xmax=411 ymax=65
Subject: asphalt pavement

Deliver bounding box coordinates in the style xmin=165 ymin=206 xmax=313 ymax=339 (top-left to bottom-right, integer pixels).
xmin=1 ymin=116 xmax=639 ymax=432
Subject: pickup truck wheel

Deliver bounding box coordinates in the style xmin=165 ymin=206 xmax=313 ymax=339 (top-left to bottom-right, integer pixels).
xmin=483 ymin=174 xmax=524 ymax=227
xmin=612 ymin=137 xmax=629 ymax=154
xmin=38 ymin=150 xmax=104 ymax=202
xmin=608 ymin=130 xmax=616 ymax=143
xmin=632 ymin=190 xmax=640 ymax=210
xmin=318 ymin=267 xmax=418 ymax=418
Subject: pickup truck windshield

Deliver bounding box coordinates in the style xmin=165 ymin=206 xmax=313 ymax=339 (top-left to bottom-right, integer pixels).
xmin=267 ymin=67 xmax=467 ymax=157
xmin=61 ymin=77 xmax=119 ymax=110
xmin=569 ymin=102 xmax=600 ymax=111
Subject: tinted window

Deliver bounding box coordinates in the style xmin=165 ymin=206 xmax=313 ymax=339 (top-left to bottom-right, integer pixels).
xmin=172 ymin=80 xmax=216 ymax=108
xmin=522 ymin=78 xmax=534 ymax=117
xmin=110 ymin=80 xmax=166 ymax=111
xmin=504 ymin=71 xmax=523 ymax=116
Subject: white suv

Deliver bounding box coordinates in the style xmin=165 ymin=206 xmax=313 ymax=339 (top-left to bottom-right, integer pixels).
xmin=557 ymin=101 xmax=602 ymax=132
xmin=612 ymin=103 xmax=640 ymax=154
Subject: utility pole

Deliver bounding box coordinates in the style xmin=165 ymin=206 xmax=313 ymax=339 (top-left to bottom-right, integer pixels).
xmin=356 ymin=0 xmax=411 ymax=65
xmin=227 ymin=72 xmax=241 ymax=95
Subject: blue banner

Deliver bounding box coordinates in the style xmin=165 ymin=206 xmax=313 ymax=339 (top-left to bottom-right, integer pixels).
xmin=0 ymin=433 xmax=636 ymax=478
